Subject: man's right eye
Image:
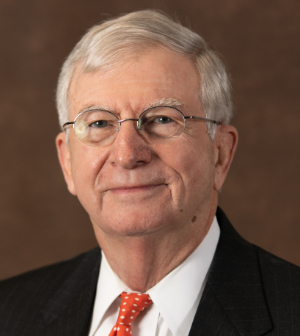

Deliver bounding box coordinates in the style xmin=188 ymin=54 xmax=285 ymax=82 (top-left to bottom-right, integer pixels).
xmin=90 ymin=120 xmax=108 ymax=128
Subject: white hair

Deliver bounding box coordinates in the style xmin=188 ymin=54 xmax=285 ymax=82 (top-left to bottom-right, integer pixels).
xmin=56 ymin=10 xmax=232 ymax=138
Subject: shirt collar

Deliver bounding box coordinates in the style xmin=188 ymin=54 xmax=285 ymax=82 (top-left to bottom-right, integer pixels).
xmin=89 ymin=216 xmax=220 ymax=336
xmin=88 ymin=253 xmax=124 ymax=336
xmin=147 ymin=216 xmax=220 ymax=335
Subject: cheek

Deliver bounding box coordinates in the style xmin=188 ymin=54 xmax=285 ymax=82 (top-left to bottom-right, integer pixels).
xmin=70 ymin=143 xmax=109 ymax=199
xmin=161 ymin=138 xmax=215 ymax=202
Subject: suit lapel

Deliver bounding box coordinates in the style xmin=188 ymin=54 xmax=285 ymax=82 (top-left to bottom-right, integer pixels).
xmin=189 ymin=282 xmax=240 ymax=336
xmin=34 ymin=248 xmax=101 ymax=336
xmin=189 ymin=208 xmax=273 ymax=336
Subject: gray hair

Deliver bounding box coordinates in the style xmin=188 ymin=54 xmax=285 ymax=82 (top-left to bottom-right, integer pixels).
xmin=56 ymin=10 xmax=232 ymax=138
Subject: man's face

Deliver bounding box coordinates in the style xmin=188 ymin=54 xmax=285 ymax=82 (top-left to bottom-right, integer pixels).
xmin=57 ymin=48 xmax=231 ymax=240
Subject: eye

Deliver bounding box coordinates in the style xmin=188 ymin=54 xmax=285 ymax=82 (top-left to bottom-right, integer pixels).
xmin=151 ymin=116 xmax=174 ymax=124
xmin=90 ymin=120 xmax=109 ymax=128
xmin=156 ymin=116 xmax=173 ymax=124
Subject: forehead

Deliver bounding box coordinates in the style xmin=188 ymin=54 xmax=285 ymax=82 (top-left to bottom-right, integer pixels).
xmin=68 ymin=48 xmax=203 ymax=118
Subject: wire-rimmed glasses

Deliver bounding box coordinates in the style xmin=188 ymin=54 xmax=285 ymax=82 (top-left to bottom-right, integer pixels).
xmin=63 ymin=106 xmax=221 ymax=147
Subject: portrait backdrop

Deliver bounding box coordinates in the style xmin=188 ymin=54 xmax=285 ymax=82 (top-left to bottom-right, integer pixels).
xmin=0 ymin=0 xmax=299 ymax=280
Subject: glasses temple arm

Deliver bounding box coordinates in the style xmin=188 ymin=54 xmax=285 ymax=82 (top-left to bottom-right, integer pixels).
xmin=184 ymin=116 xmax=221 ymax=125
xmin=62 ymin=122 xmax=75 ymax=130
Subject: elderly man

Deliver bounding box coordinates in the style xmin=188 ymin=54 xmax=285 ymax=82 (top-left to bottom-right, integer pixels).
xmin=0 ymin=10 xmax=299 ymax=336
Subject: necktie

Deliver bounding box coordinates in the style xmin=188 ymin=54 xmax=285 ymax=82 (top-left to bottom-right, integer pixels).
xmin=109 ymin=292 xmax=153 ymax=336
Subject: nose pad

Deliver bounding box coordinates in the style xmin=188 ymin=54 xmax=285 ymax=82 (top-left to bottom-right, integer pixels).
xmin=137 ymin=118 xmax=143 ymax=131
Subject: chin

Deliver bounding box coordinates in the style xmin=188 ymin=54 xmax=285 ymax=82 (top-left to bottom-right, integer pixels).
xmin=96 ymin=212 xmax=170 ymax=238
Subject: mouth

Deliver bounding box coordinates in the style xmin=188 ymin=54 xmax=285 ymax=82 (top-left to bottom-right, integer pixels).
xmin=108 ymin=184 xmax=166 ymax=194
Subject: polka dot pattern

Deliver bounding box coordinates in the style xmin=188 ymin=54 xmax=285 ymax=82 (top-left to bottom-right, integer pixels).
xmin=109 ymin=292 xmax=152 ymax=336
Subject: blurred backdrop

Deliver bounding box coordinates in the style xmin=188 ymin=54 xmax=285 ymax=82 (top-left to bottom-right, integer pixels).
xmin=0 ymin=0 xmax=300 ymax=280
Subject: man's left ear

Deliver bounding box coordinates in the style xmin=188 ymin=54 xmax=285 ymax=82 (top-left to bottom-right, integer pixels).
xmin=213 ymin=125 xmax=238 ymax=191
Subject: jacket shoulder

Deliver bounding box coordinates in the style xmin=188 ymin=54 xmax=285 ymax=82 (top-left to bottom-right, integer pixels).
xmin=216 ymin=208 xmax=300 ymax=334
xmin=256 ymin=245 xmax=300 ymax=289
xmin=0 ymin=247 xmax=100 ymax=291
xmin=0 ymin=247 xmax=100 ymax=332
xmin=255 ymin=246 xmax=300 ymax=333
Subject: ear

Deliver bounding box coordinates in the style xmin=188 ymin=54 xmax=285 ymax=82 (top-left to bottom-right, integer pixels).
xmin=213 ymin=125 xmax=238 ymax=191
xmin=56 ymin=132 xmax=77 ymax=195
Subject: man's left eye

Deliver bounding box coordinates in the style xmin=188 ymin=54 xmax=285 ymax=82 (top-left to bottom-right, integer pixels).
xmin=154 ymin=116 xmax=173 ymax=124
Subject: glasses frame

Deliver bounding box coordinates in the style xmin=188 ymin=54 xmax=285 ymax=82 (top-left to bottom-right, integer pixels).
xmin=62 ymin=106 xmax=222 ymax=145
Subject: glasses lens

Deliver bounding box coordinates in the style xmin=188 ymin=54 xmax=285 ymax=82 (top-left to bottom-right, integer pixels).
xmin=139 ymin=107 xmax=185 ymax=142
xmin=75 ymin=110 xmax=119 ymax=146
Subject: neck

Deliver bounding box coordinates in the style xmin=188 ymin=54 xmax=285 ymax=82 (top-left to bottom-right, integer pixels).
xmin=93 ymin=198 xmax=217 ymax=292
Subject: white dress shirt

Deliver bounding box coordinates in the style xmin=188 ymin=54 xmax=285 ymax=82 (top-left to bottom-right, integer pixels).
xmin=88 ymin=217 xmax=220 ymax=336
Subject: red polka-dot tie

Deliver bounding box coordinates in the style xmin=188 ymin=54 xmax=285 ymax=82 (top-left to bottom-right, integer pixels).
xmin=109 ymin=292 xmax=152 ymax=336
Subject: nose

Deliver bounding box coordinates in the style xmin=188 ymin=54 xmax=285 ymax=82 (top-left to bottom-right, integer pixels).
xmin=109 ymin=119 xmax=152 ymax=169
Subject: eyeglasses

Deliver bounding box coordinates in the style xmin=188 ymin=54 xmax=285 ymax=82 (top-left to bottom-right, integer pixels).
xmin=63 ymin=106 xmax=221 ymax=147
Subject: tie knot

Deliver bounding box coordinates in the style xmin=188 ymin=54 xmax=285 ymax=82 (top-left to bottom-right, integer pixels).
xmin=109 ymin=292 xmax=152 ymax=336
xmin=117 ymin=292 xmax=152 ymax=326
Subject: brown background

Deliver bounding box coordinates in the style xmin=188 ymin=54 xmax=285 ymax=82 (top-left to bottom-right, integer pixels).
xmin=0 ymin=0 xmax=299 ymax=280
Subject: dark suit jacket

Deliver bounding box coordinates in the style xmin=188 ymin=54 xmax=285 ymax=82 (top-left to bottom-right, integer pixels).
xmin=1 ymin=208 xmax=299 ymax=335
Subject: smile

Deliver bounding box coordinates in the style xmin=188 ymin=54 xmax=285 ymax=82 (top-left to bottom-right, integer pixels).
xmin=108 ymin=184 xmax=166 ymax=194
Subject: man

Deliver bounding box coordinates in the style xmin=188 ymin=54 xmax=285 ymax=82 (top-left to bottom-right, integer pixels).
xmin=0 ymin=10 xmax=299 ymax=336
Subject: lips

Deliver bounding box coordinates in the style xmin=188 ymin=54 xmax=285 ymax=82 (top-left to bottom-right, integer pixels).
xmin=99 ymin=170 xmax=170 ymax=194
xmin=108 ymin=184 xmax=165 ymax=193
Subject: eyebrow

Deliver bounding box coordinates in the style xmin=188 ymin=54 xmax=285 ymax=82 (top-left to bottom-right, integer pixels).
xmin=76 ymin=104 xmax=118 ymax=116
xmin=76 ymin=98 xmax=187 ymax=117
xmin=144 ymin=98 xmax=186 ymax=111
